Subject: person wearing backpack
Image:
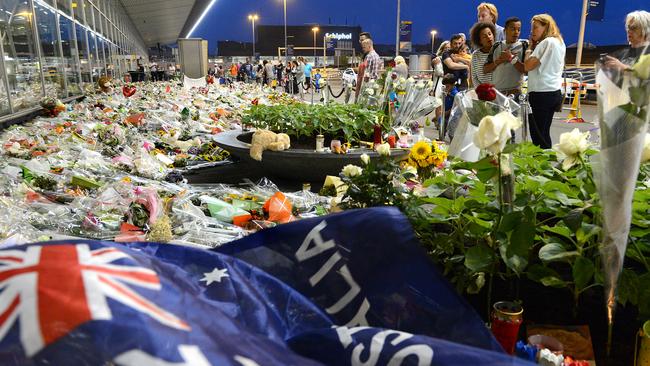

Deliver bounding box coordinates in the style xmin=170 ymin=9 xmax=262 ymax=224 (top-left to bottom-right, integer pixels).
xmin=484 ymin=17 xmax=528 ymax=97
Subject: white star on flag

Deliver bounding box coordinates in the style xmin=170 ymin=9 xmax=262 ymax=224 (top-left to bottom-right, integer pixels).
xmin=200 ymin=267 xmax=229 ymax=285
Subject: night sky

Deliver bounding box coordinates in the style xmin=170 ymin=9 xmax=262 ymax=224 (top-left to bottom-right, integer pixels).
xmin=191 ymin=0 xmax=647 ymax=52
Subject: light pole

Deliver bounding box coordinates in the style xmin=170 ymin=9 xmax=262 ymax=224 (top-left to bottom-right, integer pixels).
xmin=248 ymin=14 xmax=258 ymax=59
xmin=283 ymin=0 xmax=288 ymax=64
xmin=430 ymin=30 xmax=437 ymax=54
xmin=395 ymin=0 xmax=401 ymax=57
xmin=312 ymin=26 xmax=319 ymax=66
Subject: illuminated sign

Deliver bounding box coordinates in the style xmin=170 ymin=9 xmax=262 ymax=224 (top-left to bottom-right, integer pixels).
xmin=325 ymin=32 xmax=352 ymax=40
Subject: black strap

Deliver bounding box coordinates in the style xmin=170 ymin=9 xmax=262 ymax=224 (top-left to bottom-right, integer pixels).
xmin=328 ymin=84 xmax=346 ymax=98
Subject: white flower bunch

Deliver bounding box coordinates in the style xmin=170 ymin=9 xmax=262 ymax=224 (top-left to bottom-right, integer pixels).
xmin=375 ymin=143 xmax=391 ymax=156
xmin=553 ymin=128 xmax=591 ymax=170
xmin=472 ymin=111 xmax=521 ymax=155
xmin=341 ymin=164 xmax=363 ymax=177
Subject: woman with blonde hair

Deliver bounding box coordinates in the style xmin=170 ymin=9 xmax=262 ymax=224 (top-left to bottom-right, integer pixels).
xmin=436 ymin=41 xmax=450 ymax=57
xmin=523 ymin=13 xmax=565 ymax=148
xmin=477 ymin=2 xmax=504 ymax=42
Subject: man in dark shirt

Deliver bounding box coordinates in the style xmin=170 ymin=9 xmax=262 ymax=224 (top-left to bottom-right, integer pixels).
xmin=442 ymin=34 xmax=470 ymax=90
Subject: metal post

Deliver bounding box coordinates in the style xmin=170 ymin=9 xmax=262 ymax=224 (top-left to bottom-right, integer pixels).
xmin=0 ymin=27 xmax=15 ymax=114
xmin=28 ymin=0 xmax=47 ymax=97
xmin=395 ymin=0 xmax=400 ymax=57
xmin=283 ymin=0 xmax=288 ymax=64
xmin=54 ymin=12 xmax=70 ymax=97
xmin=575 ymin=0 xmax=589 ymax=67
xmin=251 ymin=17 xmax=256 ymax=59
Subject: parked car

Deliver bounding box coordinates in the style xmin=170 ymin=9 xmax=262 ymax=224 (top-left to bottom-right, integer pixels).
xmin=341 ymin=68 xmax=357 ymax=87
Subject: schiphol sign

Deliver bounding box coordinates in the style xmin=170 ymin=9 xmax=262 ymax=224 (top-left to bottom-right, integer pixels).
xmin=325 ymin=32 xmax=352 ymax=40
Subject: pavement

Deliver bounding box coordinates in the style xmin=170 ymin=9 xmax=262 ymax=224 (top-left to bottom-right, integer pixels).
xmin=297 ymin=78 xmax=601 ymax=147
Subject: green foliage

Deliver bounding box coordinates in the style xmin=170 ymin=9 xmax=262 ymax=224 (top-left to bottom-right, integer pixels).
xmin=336 ymin=141 xmax=650 ymax=317
xmin=241 ymin=104 xmax=387 ymax=142
xmin=339 ymin=155 xmax=413 ymax=211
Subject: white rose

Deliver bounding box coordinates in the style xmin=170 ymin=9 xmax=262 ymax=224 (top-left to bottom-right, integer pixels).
xmin=473 ymin=111 xmax=521 ymax=155
xmin=553 ymin=128 xmax=590 ymax=170
xmin=366 ymin=88 xmax=375 ymax=96
xmin=360 ymin=153 xmax=370 ymax=165
xmin=375 ymin=143 xmax=391 ymax=156
xmin=641 ymin=133 xmax=650 ymax=164
xmin=341 ymin=164 xmax=363 ymax=177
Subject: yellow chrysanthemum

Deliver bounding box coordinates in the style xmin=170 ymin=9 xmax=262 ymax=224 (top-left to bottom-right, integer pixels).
xmin=410 ymin=141 xmax=432 ymax=161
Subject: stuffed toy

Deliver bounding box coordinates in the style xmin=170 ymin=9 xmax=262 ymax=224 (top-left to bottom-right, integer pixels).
xmin=249 ymin=130 xmax=290 ymax=161
xmin=97 ymin=76 xmax=113 ymax=93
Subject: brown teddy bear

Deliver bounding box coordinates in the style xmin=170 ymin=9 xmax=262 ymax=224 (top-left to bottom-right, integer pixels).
xmin=249 ymin=130 xmax=291 ymax=161
xmin=98 ymin=76 xmax=113 ymax=93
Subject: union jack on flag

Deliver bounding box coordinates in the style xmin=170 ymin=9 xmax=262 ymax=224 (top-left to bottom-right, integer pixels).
xmin=0 ymin=244 xmax=189 ymax=356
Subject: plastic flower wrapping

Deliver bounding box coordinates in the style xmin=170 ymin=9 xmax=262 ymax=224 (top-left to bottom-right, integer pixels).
xmin=0 ymin=81 xmax=331 ymax=248
xmin=447 ymin=84 xmax=521 ymax=162
xmin=593 ymin=53 xmax=650 ymax=337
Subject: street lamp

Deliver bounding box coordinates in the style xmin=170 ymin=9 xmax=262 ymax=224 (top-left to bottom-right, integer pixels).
xmin=282 ymin=0 xmax=288 ymax=64
xmin=248 ymin=14 xmax=259 ymax=59
xmin=395 ymin=0 xmax=401 ymax=57
xmin=430 ymin=30 xmax=437 ymax=54
xmin=311 ymin=26 xmax=319 ymax=66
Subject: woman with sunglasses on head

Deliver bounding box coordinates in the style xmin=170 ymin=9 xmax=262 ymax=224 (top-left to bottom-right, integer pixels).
xmin=523 ymin=14 xmax=566 ymax=149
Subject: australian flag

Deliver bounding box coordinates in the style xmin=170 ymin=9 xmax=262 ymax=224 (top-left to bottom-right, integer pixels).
xmin=0 ymin=207 xmax=533 ymax=365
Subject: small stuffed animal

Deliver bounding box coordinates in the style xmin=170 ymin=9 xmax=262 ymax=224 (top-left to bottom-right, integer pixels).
xmin=97 ymin=76 xmax=113 ymax=93
xmin=249 ymin=130 xmax=291 ymax=161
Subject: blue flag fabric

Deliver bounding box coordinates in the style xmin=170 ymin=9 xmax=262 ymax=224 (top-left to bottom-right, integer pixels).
xmin=0 ymin=209 xmax=535 ymax=365
xmin=216 ymin=207 xmax=502 ymax=352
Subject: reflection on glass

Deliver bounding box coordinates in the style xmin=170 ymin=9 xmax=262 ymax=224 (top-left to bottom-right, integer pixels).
xmin=57 ymin=0 xmax=71 ymax=16
xmin=88 ymin=31 xmax=99 ymax=81
xmin=59 ymin=14 xmax=80 ymax=95
xmin=83 ymin=0 xmax=93 ymax=30
xmin=0 ymin=0 xmax=44 ymax=111
xmin=75 ymin=23 xmax=90 ymax=82
xmin=34 ymin=2 xmax=65 ymax=98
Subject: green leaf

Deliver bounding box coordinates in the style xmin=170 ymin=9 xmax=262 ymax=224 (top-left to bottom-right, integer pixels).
xmin=563 ymin=208 xmax=583 ymax=233
xmin=464 ymin=245 xmax=494 ymax=272
xmin=457 ymin=156 xmax=498 ymax=183
xmin=539 ymin=243 xmax=579 ymax=262
xmin=508 ymin=220 xmax=535 ymax=258
xmin=527 ymin=264 xmax=568 ymax=288
xmin=572 ymin=256 xmax=595 ymax=292
xmin=501 ymin=144 xmax=517 ymax=154
xmin=541 ymin=225 xmax=573 ymax=241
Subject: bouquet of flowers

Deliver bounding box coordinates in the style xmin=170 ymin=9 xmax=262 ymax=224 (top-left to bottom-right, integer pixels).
xmin=406 ymin=140 xmax=448 ymax=179
xmin=448 ymin=84 xmax=520 ymax=162
xmin=593 ymin=53 xmax=650 ymax=346
xmin=393 ymin=78 xmax=436 ymax=128
xmin=40 ymin=97 xmax=66 ymax=118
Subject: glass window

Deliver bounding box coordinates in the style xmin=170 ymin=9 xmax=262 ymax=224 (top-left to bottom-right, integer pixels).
xmin=75 ymin=23 xmax=90 ymax=82
xmin=87 ymin=31 xmax=99 ymax=80
xmin=0 ymin=0 xmax=44 ymax=111
xmin=59 ymin=14 xmax=80 ymax=95
xmin=34 ymin=1 xmax=65 ymax=98
xmin=57 ymin=0 xmax=71 ymax=16
xmin=83 ymin=0 xmax=93 ymax=29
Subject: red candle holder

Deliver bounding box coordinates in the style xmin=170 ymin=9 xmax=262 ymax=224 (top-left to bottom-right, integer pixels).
xmin=490 ymin=301 xmax=523 ymax=354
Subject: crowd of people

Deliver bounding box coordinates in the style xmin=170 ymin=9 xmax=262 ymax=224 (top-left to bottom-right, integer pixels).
xmin=351 ymin=3 xmax=650 ymax=149
xmin=219 ymin=56 xmax=317 ymax=94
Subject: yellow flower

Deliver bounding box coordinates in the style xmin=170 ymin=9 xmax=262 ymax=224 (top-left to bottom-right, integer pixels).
xmin=410 ymin=141 xmax=432 ymax=161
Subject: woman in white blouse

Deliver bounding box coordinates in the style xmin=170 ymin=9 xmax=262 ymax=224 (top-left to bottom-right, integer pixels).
xmin=524 ymin=14 xmax=566 ymax=149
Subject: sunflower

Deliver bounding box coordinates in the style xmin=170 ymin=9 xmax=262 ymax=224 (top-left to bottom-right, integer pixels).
xmin=410 ymin=141 xmax=432 ymax=161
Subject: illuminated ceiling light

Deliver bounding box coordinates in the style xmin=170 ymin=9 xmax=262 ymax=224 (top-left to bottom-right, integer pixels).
xmin=185 ymin=0 xmax=216 ymax=38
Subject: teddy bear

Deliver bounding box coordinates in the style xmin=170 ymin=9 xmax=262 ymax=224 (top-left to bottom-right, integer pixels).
xmin=249 ymin=130 xmax=291 ymax=161
xmin=97 ymin=76 xmax=113 ymax=94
